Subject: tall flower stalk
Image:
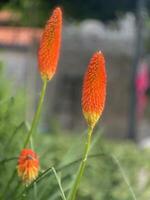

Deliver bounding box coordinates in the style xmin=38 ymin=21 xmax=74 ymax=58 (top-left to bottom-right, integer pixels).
xmin=23 ymin=79 xmax=47 ymax=147
xmin=68 ymin=51 xmax=107 ymax=200
xmin=23 ymin=7 xmax=62 ymax=148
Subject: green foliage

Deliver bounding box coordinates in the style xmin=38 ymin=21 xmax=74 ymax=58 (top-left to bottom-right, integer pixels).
xmin=1 ymin=0 xmax=137 ymax=26
xmin=0 ymin=62 xmax=26 ymax=197
xmin=2 ymin=129 xmax=150 ymax=199
xmin=0 ymin=63 xmax=25 ymax=155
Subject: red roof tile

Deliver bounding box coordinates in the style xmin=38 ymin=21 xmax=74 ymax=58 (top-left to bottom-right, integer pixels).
xmin=0 ymin=26 xmax=42 ymax=47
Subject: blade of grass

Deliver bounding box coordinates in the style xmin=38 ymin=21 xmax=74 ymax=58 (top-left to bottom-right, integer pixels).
xmin=0 ymin=156 xmax=17 ymax=164
xmin=4 ymin=122 xmax=26 ymax=151
xmin=111 ymin=154 xmax=137 ymax=200
xmin=51 ymin=167 xmax=66 ymax=200
xmin=49 ymin=183 xmax=70 ymax=200
xmin=38 ymin=174 xmax=70 ymax=200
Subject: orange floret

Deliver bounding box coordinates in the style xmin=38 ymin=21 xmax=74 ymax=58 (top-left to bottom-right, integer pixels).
xmin=17 ymin=149 xmax=39 ymax=185
xmin=38 ymin=7 xmax=62 ymax=80
xmin=82 ymin=51 xmax=107 ymax=128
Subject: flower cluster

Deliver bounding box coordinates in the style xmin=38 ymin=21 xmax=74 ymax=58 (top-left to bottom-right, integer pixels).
xmin=17 ymin=149 xmax=39 ymax=184
xmin=82 ymin=51 xmax=106 ymax=128
xmin=38 ymin=7 xmax=62 ymax=81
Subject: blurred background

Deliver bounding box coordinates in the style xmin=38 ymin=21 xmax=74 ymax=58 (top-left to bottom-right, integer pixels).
xmin=1 ymin=0 xmax=150 ymax=199
xmin=1 ymin=0 xmax=150 ymax=143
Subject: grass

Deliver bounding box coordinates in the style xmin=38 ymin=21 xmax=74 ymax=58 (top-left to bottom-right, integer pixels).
xmin=1 ymin=125 xmax=150 ymax=200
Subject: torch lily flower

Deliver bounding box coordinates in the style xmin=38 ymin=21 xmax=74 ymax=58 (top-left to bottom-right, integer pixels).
xmin=68 ymin=51 xmax=107 ymax=200
xmin=38 ymin=7 xmax=62 ymax=81
xmin=17 ymin=149 xmax=39 ymax=185
xmin=82 ymin=51 xmax=107 ymax=128
xmin=23 ymin=7 xmax=62 ymax=148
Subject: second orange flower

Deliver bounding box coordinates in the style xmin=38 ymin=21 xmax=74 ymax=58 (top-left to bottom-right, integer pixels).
xmin=82 ymin=51 xmax=107 ymax=128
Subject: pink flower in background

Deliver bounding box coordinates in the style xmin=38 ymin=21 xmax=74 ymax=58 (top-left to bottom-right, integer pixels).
xmin=135 ymin=62 xmax=150 ymax=119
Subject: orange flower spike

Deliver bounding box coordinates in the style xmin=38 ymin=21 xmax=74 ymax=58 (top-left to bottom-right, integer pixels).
xmin=17 ymin=149 xmax=39 ymax=185
xmin=38 ymin=7 xmax=62 ymax=81
xmin=82 ymin=51 xmax=107 ymax=128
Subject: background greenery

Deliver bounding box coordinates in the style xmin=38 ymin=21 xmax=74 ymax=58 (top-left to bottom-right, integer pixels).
xmin=0 ymin=0 xmax=138 ymax=26
xmin=0 ymin=63 xmax=150 ymax=199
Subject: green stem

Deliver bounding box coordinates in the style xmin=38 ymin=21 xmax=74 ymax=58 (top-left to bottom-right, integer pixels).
xmin=23 ymin=79 xmax=47 ymax=148
xmin=52 ymin=167 xmax=67 ymax=200
xmin=67 ymin=126 xmax=93 ymax=200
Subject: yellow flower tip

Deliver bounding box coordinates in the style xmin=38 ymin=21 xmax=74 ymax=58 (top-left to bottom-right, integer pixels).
xmin=82 ymin=51 xmax=107 ymax=128
xmin=41 ymin=72 xmax=53 ymax=82
xmin=17 ymin=149 xmax=39 ymax=185
xmin=83 ymin=112 xmax=100 ymax=129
